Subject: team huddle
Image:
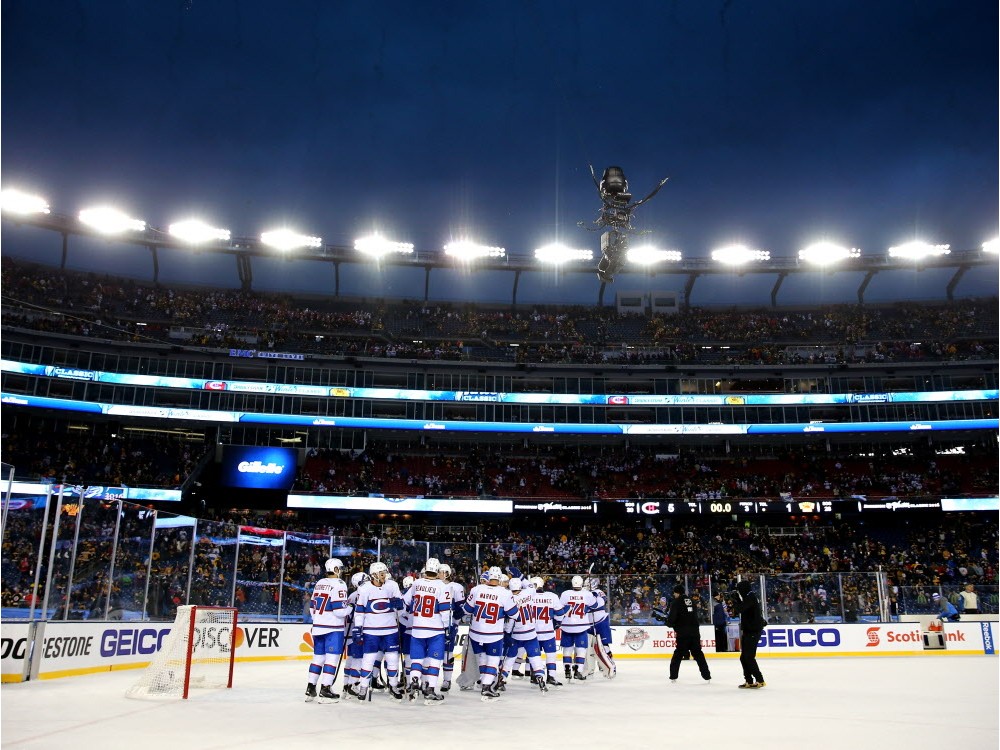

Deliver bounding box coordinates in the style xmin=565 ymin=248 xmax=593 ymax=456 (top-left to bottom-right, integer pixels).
xmin=304 ymin=557 xmax=617 ymax=705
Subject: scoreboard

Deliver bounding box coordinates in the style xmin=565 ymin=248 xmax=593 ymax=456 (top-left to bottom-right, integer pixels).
xmin=622 ymin=498 xmax=843 ymax=517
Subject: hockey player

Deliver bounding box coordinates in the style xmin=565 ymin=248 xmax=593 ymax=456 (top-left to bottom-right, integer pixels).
xmin=464 ymin=566 xmax=518 ymax=701
xmin=439 ymin=563 xmax=466 ymax=692
xmin=587 ymin=577 xmax=617 ymax=679
xmin=342 ymin=571 xmax=368 ymax=697
xmin=559 ymin=575 xmax=599 ymax=681
xmin=501 ymin=577 xmax=548 ymax=693
xmin=528 ymin=576 xmax=567 ymax=686
xmin=401 ymin=558 xmax=453 ymax=704
xmin=398 ymin=575 xmax=415 ymax=680
xmin=305 ymin=558 xmax=352 ymax=704
xmin=353 ymin=562 xmax=405 ymax=701
xmin=441 ymin=564 xmax=465 ymax=693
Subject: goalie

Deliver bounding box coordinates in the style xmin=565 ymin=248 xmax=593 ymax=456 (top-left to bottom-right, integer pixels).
xmin=586 ymin=577 xmax=617 ymax=679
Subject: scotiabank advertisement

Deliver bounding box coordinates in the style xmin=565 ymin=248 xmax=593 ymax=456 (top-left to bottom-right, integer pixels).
xmin=2 ymin=621 xmax=995 ymax=683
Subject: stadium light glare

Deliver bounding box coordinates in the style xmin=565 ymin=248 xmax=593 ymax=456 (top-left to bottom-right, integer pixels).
xmin=798 ymin=242 xmax=861 ymax=265
xmin=78 ymin=206 xmax=146 ymax=234
xmin=168 ymin=219 xmax=231 ymax=244
xmin=982 ymin=238 xmax=999 ymax=255
xmin=354 ymin=234 xmax=414 ymax=258
xmin=533 ymin=243 xmax=593 ymax=264
xmin=711 ymin=244 xmax=770 ymax=264
xmin=626 ymin=245 xmax=683 ymax=265
xmin=260 ymin=228 xmax=322 ymax=252
xmin=887 ymin=240 xmax=950 ymax=260
xmin=443 ymin=239 xmax=506 ymax=260
xmin=1 ymin=188 xmax=50 ymax=215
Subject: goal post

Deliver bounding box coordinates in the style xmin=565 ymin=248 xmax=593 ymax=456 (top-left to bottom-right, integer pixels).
xmin=125 ymin=605 xmax=238 ymax=700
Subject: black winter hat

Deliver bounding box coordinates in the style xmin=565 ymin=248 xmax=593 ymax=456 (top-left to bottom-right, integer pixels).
xmin=673 ymin=584 xmax=686 ymax=595
xmin=736 ymin=581 xmax=752 ymax=595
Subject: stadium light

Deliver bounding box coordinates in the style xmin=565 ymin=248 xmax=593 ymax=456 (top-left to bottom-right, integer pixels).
xmin=1 ymin=188 xmax=50 ymax=215
xmin=887 ymin=240 xmax=950 ymax=260
xmin=354 ymin=234 xmax=414 ymax=258
xmin=168 ymin=219 xmax=231 ymax=244
xmin=982 ymin=239 xmax=999 ymax=255
xmin=534 ymin=243 xmax=593 ymax=264
xmin=626 ymin=245 xmax=683 ymax=265
xmin=711 ymin=244 xmax=770 ymax=264
xmin=443 ymin=239 xmax=506 ymax=260
xmin=78 ymin=206 xmax=146 ymax=234
xmin=260 ymin=228 xmax=322 ymax=252
xmin=798 ymin=242 xmax=861 ymax=266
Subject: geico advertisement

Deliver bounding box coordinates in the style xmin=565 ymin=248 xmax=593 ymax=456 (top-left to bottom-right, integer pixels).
xmin=610 ymin=623 xmax=996 ymax=656
xmin=1 ymin=623 xmax=33 ymax=681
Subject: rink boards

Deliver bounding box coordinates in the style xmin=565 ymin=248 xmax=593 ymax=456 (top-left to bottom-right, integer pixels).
xmin=2 ymin=620 xmax=995 ymax=682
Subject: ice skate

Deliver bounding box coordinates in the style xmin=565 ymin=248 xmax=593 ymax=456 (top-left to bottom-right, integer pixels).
xmin=304 ymin=682 xmax=317 ymax=702
xmin=546 ymin=675 xmax=563 ymax=688
xmin=318 ymin=685 xmax=340 ymax=703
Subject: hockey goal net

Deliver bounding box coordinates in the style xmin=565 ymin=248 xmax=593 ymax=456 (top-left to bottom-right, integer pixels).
xmin=125 ymin=605 xmax=237 ymax=699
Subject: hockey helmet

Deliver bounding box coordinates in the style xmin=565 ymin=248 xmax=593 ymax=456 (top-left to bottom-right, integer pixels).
xmin=487 ymin=566 xmax=503 ymax=582
xmin=369 ymin=561 xmax=389 ymax=583
xmin=325 ymin=558 xmax=344 ymax=575
xmin=439 ymin=564 xmax=452 ymax=579
xmin=424 ymin=557 xmax=441 ymax=575
xmin=508 ymin=577 xmax=523 ymax=592
xmin=572 ymin=575 xmax=584 ymax=589
xmin=402 ymin=575 xmax=415 ymax=590
xmin=350 ymin=571 xmax=369 ymax=588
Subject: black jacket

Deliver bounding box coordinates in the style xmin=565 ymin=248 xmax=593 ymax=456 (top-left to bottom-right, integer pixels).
xmin=666 ymin=594 xmax=700 ymax=637
xmin=736 ymin=591 xmax=767 ymax=634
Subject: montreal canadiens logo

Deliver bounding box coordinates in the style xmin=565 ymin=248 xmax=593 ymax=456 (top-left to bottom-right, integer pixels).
xmin=622 ymin=627 xmax=650 ymax=652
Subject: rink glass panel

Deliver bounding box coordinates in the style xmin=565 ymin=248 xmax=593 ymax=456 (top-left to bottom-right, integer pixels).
xmin=3 ymin=502 xmax=997 ymax=622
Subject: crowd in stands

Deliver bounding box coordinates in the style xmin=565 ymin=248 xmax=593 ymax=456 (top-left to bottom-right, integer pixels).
xmin=2 ymin=425 xmax=209 ymax=488
xmin=3 ymin=259 xmax=996 ymax=365
xmin=295 ymin=443 xmax=997 ymax=501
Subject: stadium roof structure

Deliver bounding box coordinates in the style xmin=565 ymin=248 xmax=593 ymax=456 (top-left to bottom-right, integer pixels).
xmin=4 ymin=210 xmax=998 ymax=307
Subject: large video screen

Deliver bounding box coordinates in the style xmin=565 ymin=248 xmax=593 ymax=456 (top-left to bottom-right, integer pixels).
xmin=219 ymin=445 xmax=299 ymax=490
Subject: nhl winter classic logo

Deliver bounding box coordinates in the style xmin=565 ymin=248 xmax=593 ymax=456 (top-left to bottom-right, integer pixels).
xmin=622 ymin=627 xmax=650 ymax=652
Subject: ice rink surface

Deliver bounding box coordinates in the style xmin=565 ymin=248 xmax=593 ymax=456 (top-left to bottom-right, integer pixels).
xmin=2 ymin=657 xmax=998 ymax=750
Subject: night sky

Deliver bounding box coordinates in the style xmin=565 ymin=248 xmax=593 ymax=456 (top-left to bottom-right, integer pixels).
xmin=2 ymin=1 xmax=997 ymax=305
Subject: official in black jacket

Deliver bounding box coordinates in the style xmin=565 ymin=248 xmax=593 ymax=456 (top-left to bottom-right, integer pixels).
xmin=665 ymin=585 xmax=711 ymax=682
xmin=712 ymin=592 xmax=729 ymax=652
xmin=735 ymin=580 xmax=766 ymax=688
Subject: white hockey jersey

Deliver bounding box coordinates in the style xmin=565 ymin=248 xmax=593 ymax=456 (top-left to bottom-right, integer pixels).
xmin=559 ymin=588 xmax=599 ymax=634
xmin=402 ymin=577 xmax=452 ymax=638
xmin=530 ymin=589 xmax=567 ymax=639
xmin=590 ymin=588 xmax=610 ymax=625
xmin=355 ymin=580 xmax=403 ymax=636
xmin=508 ymin=590 xmax=540 ymax=641
xmin=464 ymin=583 xmax=517 ymax=642
xmin=309 ymin=576 xmax=351 ymax=635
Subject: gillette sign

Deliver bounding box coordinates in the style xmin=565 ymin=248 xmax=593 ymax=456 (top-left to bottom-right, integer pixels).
xmin=220 ymin=446 xmax=298 ymax=490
